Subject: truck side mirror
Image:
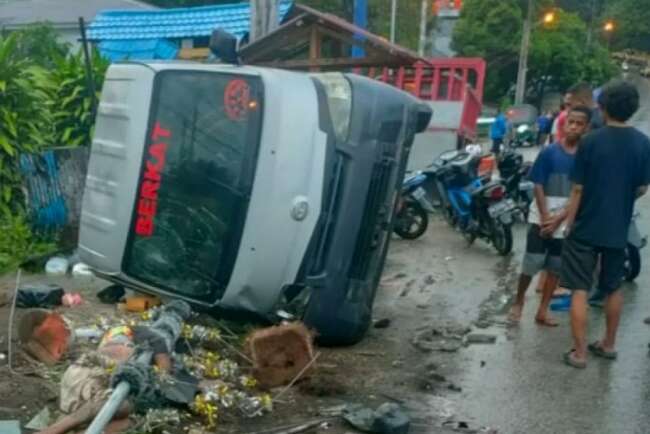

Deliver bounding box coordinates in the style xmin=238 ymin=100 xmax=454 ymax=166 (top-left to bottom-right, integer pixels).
xmin=209 ymin=29 xmax=239 ymax=64
xmin=416 ymin=104 xmax=433 ymax=133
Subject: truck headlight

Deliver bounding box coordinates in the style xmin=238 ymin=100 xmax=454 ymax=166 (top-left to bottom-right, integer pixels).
xmin=312 ymin=73 xmax=352 ymax=143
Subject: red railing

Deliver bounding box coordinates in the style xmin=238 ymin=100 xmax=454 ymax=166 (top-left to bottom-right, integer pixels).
xmin=354 ymin=58 xmax=486 ymax=139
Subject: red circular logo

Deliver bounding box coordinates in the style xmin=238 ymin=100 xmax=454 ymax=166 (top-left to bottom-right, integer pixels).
xmin=224 ymin=79 xmax=251 ymax=121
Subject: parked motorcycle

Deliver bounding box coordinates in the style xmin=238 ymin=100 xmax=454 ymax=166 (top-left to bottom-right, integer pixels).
xmin=393 ymin=173 xmax=435 ymax=239
xmin=506 ymin=104 xmax=538 ymax=149
xmin=625 ymin=213 xmax=647 ymax=281
xmin=436 ymin=152 xmax=516 ymax=255
xmin=498 ymin=149 xmax=534 ymax=220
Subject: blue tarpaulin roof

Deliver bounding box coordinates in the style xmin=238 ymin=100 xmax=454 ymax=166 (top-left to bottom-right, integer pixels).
xmin=88 ymin=1 xmax=293 ymax=41
xmin=98 ymin=38 xmax=179 ymax=61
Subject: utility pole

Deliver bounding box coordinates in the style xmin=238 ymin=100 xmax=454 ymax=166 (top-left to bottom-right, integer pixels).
xmin=250 ymin=0 xmax=278 ymax=42
xmin=418 ymin=0 xmax=428 ymax=56
xmin=390 ymin=0 xmax=397 ymax=43
xmin=514 ymin=0 xmax=533 ymax=105
xmin=352 ymin=0 xmax=368 ymax=57
xmin=586 ymin=0 xmax=597 ymax=50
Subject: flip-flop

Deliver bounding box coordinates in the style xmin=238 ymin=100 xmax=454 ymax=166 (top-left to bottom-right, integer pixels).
xmin=588 ymin=342 xmax=618 ymax=360
xmin=563 ymin=350 xmax=586 ymax=369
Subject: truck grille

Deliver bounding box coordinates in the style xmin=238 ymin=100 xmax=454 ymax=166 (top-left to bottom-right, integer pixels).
xmin=349 ymin=151 xmax=395 ymax=279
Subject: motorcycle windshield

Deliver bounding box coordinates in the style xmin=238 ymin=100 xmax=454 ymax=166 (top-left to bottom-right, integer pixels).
xmin=122 ymin=70 xmax=263 ymax=302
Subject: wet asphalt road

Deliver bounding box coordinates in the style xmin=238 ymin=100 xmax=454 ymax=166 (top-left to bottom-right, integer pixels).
xmin=435 ymin=76 xmax=650 ymax=434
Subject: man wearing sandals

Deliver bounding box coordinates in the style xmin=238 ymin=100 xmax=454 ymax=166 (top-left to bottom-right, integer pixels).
xmin=562 ymin=81 xmax=650 ymax=369
xmin=508 ymin=106 xmax=591 ymax=326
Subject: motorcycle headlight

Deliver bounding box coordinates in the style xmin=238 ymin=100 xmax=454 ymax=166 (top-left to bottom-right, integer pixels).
xmin=312 ymin=73 xmax=352 ymax=143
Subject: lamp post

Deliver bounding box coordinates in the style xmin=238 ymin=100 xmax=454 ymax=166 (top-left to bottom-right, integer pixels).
xmin=514 ymin=2 xmax=556 ymax=104
xmin=603 ymin=20 xmax=615 ymax=49
xmin=390 ymin=0 xmax=397 ymax=43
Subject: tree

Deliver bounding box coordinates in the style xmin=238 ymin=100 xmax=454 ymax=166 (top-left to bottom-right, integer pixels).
xmin=11 ymin=24 xmax=70 ymax=68
xmin=608 ymin=0 xmax=650 ymax=52
xmin=452 ymin=0 xmax=616 ymax=103
xmin=300 ymin=0 xmax=426 ymax=51
xmin=451 ymin=0 xmax=523 ymax=102
xmin=528 ymin=10 xmax=616 ymax=102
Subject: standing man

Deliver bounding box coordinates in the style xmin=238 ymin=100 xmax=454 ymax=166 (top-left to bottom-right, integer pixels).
xmin=562 ymin=81 xmax=650 ymax=369
xmin=536 ymin=111 xmax=552 ymax=146
xmin=490 ymin=108 xmax=508 ymax=156
xmin=508 ymin=106 xmax=591 ymax=326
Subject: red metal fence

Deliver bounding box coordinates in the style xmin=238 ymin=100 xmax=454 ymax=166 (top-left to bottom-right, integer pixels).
xmin=354 ymin=58 xmax=486 ymax=140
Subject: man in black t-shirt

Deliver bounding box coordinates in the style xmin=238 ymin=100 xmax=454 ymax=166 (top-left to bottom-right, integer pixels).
xmin=561 ymin=81 xmax=650 ymax=369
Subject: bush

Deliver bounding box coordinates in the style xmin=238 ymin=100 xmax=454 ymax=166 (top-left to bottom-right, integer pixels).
xmin=0 ymin=211 xmax=56 ymax=274
xmin=0 ymin=27 xmax=107 ymax=273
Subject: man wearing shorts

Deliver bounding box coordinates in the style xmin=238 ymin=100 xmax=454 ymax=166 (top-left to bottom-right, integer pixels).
xmin=508 ymin=106 xmax=591 ymax=326
xmin=562 ymin=81 xmax=650 ymax=369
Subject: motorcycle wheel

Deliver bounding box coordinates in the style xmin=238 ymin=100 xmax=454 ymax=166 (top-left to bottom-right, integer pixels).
xmin=394 ymin=202 xmax=428 ymax=239
xmin=492 ymin=222 xmax=513 ymax=256
xmin=624 ymin=243 xmax=641 ymax=282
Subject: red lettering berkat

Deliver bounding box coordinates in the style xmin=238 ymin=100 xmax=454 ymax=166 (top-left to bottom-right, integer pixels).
xmin=134 ymin=122 xmax=171 ymax=237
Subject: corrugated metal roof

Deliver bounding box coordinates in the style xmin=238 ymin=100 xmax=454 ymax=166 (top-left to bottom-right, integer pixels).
xmin=88 ymin=0 xmax=292 ymax=41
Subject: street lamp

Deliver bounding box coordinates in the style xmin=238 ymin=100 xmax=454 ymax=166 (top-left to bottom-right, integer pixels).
xmin=514 ymin=2 xmax=558 ymax=104
xmin=603 ymin=20 xmax=615 ymax=49
xmin=543 ymin=11 xmax=556 ymax=25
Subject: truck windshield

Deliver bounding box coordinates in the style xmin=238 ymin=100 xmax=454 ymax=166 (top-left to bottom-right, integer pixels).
xmin=123 ymin=70 xmax=263 ymax=301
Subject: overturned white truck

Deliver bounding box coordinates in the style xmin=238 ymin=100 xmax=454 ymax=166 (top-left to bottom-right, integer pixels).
xmin=79 ymin=58 xmax=431 ymax=345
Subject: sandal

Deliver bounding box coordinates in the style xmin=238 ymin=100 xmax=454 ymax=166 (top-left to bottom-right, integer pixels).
xmin=563 ymin=350 xmax=586 ymax=369
xmin=588 ymin=342 xmax=617 ymax=360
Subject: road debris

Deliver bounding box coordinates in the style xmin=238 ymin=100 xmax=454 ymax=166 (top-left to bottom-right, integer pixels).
xmin=25 ymin=406 xmax=51 ymax=430
xmin=62 ymin=292 xmax=83 ymax=307
xmin=343 ymin=402 xmax=410 ymax=434
xmin=374 ymin=318 xmax=392 ymax=329
xmin=399 ymin=279 xmax=417 ymax=297
xmin=16 ymin=284 xmax=64 ymax=308
xmin=45 ymin=257 xmax=69 ymax=276
xmin=123 ymin=294 xmax=161 ymax=312
xmin=411 ymin=322 xmax=470 ymax=353
xmin=97 ymin=285 xmax=126 ymax=304
xmin=247 ymin=322 xmax=315 ymax=388
xmin=465 ymin=333 xmax=497 ymax=345
xmin=71 ymin=262 xmax=94 ymax=278
xmin=18 ymin=310 xmax=71 ymax=365
xmin=298 ymin=373 xmax=347 ymax=397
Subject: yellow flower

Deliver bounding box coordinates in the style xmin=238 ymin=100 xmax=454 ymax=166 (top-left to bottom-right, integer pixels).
xmin=260 ymin=394 xmax=273 ymax=411
xmin=241 ymin=376 xmax=257 ymax=388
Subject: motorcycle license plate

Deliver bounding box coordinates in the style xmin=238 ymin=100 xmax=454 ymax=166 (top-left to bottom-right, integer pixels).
xmin=412 ymin=187 xmax=426 ymax=200
xmin=488 ymin=199 xmax=516 ymax=218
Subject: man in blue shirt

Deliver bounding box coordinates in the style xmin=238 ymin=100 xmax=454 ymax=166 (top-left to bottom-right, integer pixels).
xmin=508 ymin=106 xmax=591 ymax=326
xmin=490 ymin=109 xmax=508 ymax=155
xmin=562 ymin=81 xmax=650 ymax=369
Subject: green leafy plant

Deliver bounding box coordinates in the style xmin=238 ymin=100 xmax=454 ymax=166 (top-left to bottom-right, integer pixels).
xmin=0 ymin=210 xmax=57 ymax=274
xmin=0 ymin=28 xmax=106 ymax=273
xmin=49 ymin=50 xmax=109 ymax=147
xmin=0 ymin=33 xmax=54 ymax=216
